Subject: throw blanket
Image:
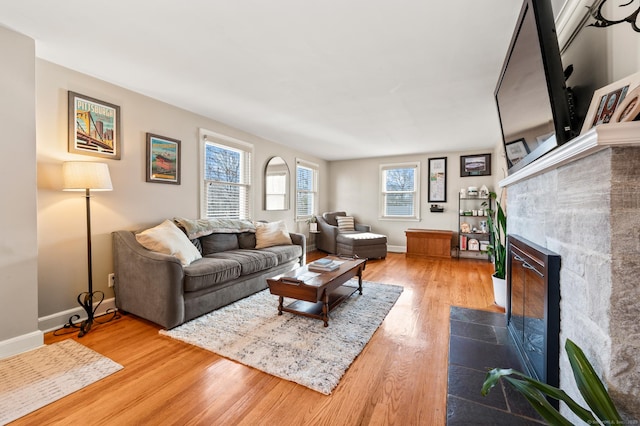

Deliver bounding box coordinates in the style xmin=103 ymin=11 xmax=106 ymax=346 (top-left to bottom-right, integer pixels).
xmin=174 ymin=217 xmax=256 ymax=239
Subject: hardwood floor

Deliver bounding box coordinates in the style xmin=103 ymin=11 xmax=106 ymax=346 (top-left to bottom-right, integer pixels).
xmin=25 ymin=252 xmax=500 ymax=426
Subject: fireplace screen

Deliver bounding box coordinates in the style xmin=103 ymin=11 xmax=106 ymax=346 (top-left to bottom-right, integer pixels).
xmin=507 ymin=235 xmax=561 ymax=388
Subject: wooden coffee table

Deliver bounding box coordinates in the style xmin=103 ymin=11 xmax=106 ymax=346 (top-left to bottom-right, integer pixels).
xmin=267 ymin=256 xmax=367 ymax=327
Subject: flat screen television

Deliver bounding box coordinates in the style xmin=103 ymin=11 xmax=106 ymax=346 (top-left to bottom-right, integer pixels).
xmin=495 ymin=0 xmax=574 ymax=174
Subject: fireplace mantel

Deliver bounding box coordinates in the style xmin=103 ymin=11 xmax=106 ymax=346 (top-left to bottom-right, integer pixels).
xmin=500 ymin=121 xmax=640 ymax=188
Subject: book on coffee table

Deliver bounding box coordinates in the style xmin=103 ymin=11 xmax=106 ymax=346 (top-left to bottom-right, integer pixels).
xmin=308 ymin=259 xmax=340 ymax=272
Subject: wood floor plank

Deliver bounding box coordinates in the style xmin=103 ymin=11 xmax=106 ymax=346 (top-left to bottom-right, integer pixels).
xmin=16 ymin=252 xmax=499 ymax=425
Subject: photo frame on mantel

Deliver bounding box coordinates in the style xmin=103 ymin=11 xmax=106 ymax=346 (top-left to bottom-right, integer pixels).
xmin=460 ymin=154 xmax=491 ymax=177
xmin=581 ymin=71 xmax=640 ymax=134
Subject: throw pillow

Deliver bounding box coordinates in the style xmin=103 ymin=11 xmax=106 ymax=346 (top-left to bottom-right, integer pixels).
xmin=336 ymin=216 xmax=355 ymax=232
xmin=136 ymin=220 xmax=202 ymax=266
xmin=254 ymin=220 xmax=292 ymax=249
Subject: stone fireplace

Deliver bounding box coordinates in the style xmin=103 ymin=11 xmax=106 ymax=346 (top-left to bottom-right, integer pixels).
xmin=500 ymin=122 xmax=640 ymax=421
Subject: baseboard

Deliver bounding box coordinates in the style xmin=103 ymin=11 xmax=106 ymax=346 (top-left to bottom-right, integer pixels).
xmin=388 ymin=245 xmax=406 ymax=253
xmin=38 ymin=297 xmax=117 ymax=334
xmin=0 ymin=330 xmax=44 ymax=359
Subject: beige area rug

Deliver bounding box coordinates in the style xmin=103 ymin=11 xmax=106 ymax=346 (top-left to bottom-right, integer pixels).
xmin=160 ymin=279 xmax=403 ymax=395
xmin=0 ymin=340 xmax=123 ymax=425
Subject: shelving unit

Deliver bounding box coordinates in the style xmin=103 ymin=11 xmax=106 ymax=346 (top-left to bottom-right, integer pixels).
xmin=458 ymin=194 xmax=492 ymax=260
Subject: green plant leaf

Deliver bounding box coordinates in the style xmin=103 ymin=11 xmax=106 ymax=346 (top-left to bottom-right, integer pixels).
xmin=566 ymin=339 xmax=622 ymax=423
xmin=504 ymin=377 xmax=575 ymax=426
xmin=482 ymin=368 xmax=598 ymax=423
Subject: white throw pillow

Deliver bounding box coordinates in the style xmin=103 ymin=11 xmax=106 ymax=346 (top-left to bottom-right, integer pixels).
xmin=254 ymin=220 xmax=292 ymax=249
xmin=136 ymin=220 xmax=202 ymax=266
xmin=336 ymin=216 xmax=355 ymax=232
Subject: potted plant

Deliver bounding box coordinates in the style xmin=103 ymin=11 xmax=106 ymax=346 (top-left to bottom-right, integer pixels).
xmin=482 ymin=338 xmax=622 ymax=425
xmin=306 ymin=216 xmax=318 ymax=233
xmin=483 ymin=192 xmax=507 ymax=307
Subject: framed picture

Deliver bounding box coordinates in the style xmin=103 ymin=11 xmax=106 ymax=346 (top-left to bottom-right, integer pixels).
xmin=460 ymin=154 xmax=491 ymax=177
xmin=68 ymin=91 xmax=121 ymax=159
xmin=581 ymin=71 xmax=640 ymax=134
xmin=146 ymin=133 xmax=181 ymax=184
xmin=428 ymin=157 xmax=447 ymax=202
xmin=505 ymin=138 xmax=530 ymax=168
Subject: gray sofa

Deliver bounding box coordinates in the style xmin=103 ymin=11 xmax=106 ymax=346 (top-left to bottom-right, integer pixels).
xmin=112 ymin=220 xmax=305 ymax=329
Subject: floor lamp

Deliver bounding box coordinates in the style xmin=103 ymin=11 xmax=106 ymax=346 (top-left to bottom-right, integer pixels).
xmin=62 ymin=161 xmax=118 ymax=337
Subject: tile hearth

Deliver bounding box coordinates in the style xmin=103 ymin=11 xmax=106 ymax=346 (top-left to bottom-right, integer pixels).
xmin=446 ymin=307 xmax=544 ymax=425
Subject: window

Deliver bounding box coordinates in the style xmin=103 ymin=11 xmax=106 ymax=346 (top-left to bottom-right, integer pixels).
xmin=200 ymin=130 xmax=253 ymax=219
xmin=380 ymin=162 xmax=420 ymax=220
xmin=296 ymin=159 xmax=318 ymax=221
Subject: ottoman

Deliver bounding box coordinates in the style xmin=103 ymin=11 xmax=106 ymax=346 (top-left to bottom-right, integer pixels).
xmin=336 ymin=232 xmax=387 ymax=259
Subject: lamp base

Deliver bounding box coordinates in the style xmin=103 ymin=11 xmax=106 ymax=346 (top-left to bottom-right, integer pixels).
xmin=58 ymin=290 xmax=120 ymax=337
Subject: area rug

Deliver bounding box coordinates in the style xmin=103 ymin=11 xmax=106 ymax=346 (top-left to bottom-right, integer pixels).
xmin=160 ymin=279 xmax=403 ymax=395
xmin=0 ymin=339 xmax=123 ymax=425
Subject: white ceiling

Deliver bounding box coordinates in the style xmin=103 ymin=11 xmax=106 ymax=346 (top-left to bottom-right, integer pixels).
xmin=0 ymin=1 xmax=531 ymax=160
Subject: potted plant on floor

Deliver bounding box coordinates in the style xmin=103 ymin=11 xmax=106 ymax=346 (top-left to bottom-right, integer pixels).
xmin=482 ymin=338 xmax=622 ymax=424
xmin=484 ymin=192 xmax=507 ymax=307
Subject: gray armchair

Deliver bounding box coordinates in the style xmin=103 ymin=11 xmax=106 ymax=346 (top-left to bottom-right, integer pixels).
xmin=315 ymin=211 xmax=387 ymax=259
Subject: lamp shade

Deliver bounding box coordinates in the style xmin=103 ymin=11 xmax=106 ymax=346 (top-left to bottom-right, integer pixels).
xmin=63 ymin=161 xmax=113 ymax=191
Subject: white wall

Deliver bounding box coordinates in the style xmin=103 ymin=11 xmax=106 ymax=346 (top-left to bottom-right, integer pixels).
xmin=0 ymin=27 xmax=42 ymax=356
xmin=35 ymin=59 xmax=328 ymax=323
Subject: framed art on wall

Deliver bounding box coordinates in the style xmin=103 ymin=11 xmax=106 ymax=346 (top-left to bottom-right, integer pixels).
xmin=460 ymin=154 xmax=491 ymax=177
xmin=68 ymin=91 xmax=121 ymax=159
xmin=428 ymin=157 xmax=447 ymax=202
xmin=146 ymin=133 xmax=181 ymax=184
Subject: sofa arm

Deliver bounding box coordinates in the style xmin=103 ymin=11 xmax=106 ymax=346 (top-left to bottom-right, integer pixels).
xmin=289 ymin=232 xmax=306 ymax=266
xmin=316 ymin=216 xmax=339 ymax=254
xmin=355 ymin=223 xmax=371 ymax=232
xmin=112 ymin=230 xmax=186 ymax=329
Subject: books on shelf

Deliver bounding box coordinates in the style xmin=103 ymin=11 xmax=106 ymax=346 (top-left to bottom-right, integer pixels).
xmin=308 ymin=258 xmax=340 ymax=272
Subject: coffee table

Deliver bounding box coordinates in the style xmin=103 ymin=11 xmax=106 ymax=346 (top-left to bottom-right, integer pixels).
xmin=267 ymin=256 xmax=367 ymax=327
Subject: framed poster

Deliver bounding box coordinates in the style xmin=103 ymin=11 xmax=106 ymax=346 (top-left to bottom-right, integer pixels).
xmin=428 ymin=157 xmax=447 ymax=202
xmin=146 ymin=133 xmax=181 ymax=184
xmin=460 ymin=154 xmax=491 ymax=177
xmin=68 ymin=91 xmax=121 ymax=159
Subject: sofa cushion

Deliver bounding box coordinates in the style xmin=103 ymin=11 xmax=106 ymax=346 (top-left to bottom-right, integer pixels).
xmin=238 ymin=232 xmax=257 ymax=249
xmin=135 ymin=220 xmax=202 ymax=266
xmin=183 ymin=257 xmax=242 ymax=292
xmin=323 ymin=211 xmax=346 ymax=226
xmin=207 ymin=249 xmax=278 ymax=275
xmin=201 ymin=233 xmax=239 ymax=255
xmin=254 ymin=220 xmax=292 ymax=249
xmin=259 ymin=244 xmax=303 ymax=265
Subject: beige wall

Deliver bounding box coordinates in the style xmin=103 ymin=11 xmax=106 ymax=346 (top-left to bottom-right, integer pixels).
xmin=35 ymin=60 xmax=328 ymax=321
xmin=0 ymin=27 xmax=42 ymax=354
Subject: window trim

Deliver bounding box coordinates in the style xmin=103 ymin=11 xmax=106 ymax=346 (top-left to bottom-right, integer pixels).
xmin=295 ymin=158 xmax=319 ymax=222
xmin=199 ymin=128 xmax=254 ymax=219
xmin=379 ymin=161 xmax=420 ymax=221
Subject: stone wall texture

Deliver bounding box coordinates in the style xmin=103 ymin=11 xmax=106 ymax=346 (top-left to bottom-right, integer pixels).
xmin=507 ymin=147 xmax=639 ymax=421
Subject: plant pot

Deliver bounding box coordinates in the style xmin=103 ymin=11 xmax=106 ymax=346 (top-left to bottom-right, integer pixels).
xmin=491 ymin=274 xmax=507 ymax=308
xmin=309 ymin=223 xmax=317 ymax=232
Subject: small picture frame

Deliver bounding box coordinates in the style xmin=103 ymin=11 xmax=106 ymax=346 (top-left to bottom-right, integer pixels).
xmin=460 ymin=154 xmax=491 ymax=177
xmin=68 ymin=91 xmax=121 ymax=159
xmin=505 ymin=138 xmax=530 ymax=168
xmin=428 ymin=157 xmax=447 ymax=202
xmin=581 ymin=71 xmax=640 ymax=134
xmin=146 ymin=133 xmax=181 ymax=184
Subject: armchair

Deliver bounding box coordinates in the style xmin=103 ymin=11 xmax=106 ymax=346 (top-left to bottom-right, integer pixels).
xmin=315 ymin=211 xmax=387 ymax=259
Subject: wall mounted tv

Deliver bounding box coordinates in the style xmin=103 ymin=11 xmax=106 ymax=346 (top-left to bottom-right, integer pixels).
xmin=495 ymin=0 xmax=574 ymax=174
